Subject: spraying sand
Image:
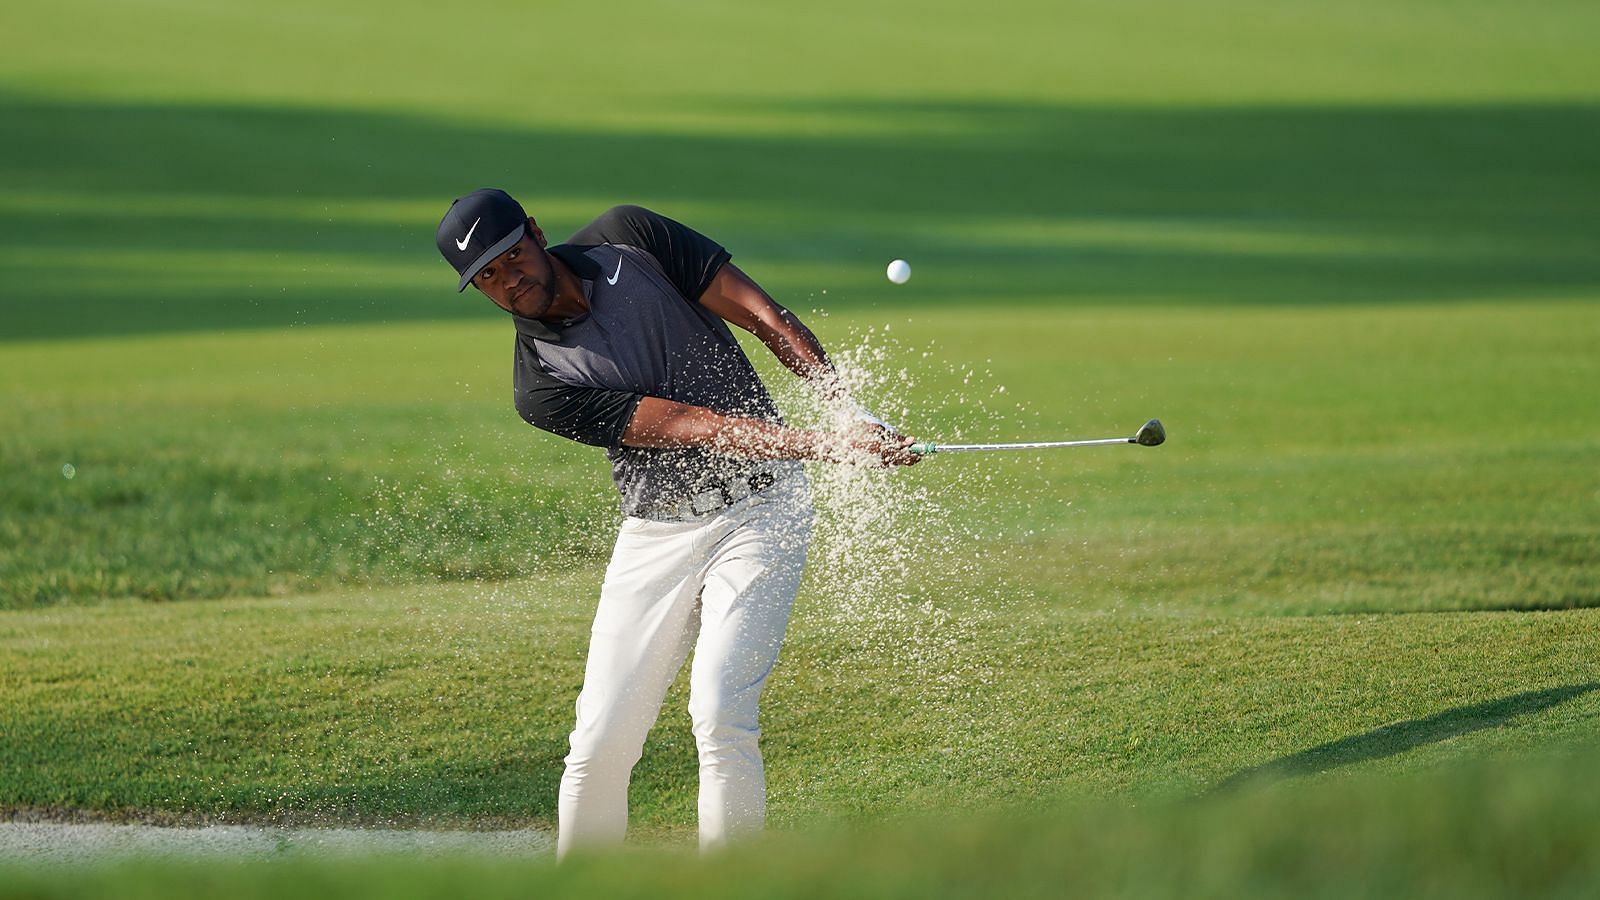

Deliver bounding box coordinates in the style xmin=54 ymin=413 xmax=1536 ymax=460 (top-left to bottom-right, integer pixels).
xmin=772 ymin=324 xmax=1011 ymax=699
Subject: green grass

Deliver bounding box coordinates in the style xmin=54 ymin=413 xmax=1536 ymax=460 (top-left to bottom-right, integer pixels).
xmin=2 ymin=0 xmax=1599 ymax=892
xmin=4 ymin=100 xmax=1598 ymax=341
xmin=4 ymin=302 xmax=1595 ymax=612
xmin=4 ymin=745 xmax=1600 ymax=899
xmin=3 ymin=579 xmax=1598 ymax=829
xmin=9 ymin=0 xmax=1599 ymax=111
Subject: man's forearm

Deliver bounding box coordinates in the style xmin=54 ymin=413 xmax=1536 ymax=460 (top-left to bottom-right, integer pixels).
xmin=698 ymin=263 xmax=899 ymax=432
xmin=620 ymin=396 xmax=913 ymax=466
xmin=712 ymin=416 xmax=835 ymax=461
xmin=699 ymin=264 xmax=845 ymax=401
xmin=752 ymin=306 xmax=833 ymax=381
xmin=622 ymin=397 xmax=825 ymax=460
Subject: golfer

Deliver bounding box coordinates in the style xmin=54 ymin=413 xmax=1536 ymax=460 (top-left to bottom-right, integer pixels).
xmin=436 ymin=190 xmax=918 ymax=857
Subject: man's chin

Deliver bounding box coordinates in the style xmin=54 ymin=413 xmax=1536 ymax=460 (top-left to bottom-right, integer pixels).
xmin=510 ymin=291 xmax=551 ymax=319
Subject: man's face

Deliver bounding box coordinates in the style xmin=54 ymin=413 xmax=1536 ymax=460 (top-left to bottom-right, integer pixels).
xmin=472 ymin=219 xmax=557 ymax=319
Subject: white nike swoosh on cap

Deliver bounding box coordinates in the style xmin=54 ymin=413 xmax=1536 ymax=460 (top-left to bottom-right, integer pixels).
xmin=606 ymin=256 xmax=623 ymax=285
xmin=455 ymin=218 xmax=481 ymax=251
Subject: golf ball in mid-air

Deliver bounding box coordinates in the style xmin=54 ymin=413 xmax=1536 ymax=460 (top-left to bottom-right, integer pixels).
xmin=886 ymin=259 xmax=911 ymax=284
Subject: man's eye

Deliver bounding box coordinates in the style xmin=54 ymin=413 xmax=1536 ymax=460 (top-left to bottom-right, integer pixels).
xmin=479 ymin=268 xmax=494 ymax=280
xmin=509 ymin=248 xmax=520 ymax=258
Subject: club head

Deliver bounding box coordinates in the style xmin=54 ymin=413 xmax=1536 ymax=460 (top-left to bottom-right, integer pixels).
xmin=1134 ymin=419 xmax=1166 ymax=446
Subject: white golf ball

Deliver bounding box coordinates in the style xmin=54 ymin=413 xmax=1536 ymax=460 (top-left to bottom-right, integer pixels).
xmin=886 ymin=259 xmax=911 ymax=284
xmin=61 ymin=463 xmax=76 ymax=479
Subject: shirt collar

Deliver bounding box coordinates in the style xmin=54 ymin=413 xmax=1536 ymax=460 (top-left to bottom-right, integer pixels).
xmin=550 ymin=243 xmax=601 ymax=281
xmin=510 ymin=243 xmax=600 ymax=343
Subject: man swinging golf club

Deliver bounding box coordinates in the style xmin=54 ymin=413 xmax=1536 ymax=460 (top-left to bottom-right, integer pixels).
xmin=436 ymin=190 xmax=919 ymax=857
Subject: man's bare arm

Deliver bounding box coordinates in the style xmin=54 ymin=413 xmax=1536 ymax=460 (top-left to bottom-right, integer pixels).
xmin=698 ymin=263 xmax=903 ymax=437
xmin=621 ymin=397 xmax=919 ymax=467
xmin=697 ymin=263 xmax=847 ymax=401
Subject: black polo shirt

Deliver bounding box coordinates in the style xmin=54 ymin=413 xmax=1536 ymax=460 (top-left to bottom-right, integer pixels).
xmin=510 ymin=205 xmax=799 ymax=519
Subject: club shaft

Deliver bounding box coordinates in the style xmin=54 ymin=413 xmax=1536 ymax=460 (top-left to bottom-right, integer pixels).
xmin=917 ymin=437 xmax=1132 ymax=453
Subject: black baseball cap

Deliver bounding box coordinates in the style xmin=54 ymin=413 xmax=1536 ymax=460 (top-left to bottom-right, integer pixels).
xmin=436 ymin=188 xmax=528 ymax=292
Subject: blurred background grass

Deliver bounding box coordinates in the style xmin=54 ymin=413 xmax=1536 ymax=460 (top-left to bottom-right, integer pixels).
xmin=2 ymin=0 xmax=1599 ymax=890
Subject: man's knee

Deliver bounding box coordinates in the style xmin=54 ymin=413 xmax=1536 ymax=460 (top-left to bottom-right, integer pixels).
xmin=566 ymin=718 xmax=651 ymax=777
xmin=688 ymin=693 xmax=761 ymax=757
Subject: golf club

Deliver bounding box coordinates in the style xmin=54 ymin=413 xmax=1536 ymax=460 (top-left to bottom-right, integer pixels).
xmin=908 ymin=419 xmax=1165 ymax=456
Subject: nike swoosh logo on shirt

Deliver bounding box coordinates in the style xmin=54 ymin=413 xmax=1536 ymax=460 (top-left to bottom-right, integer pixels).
xmin=455 ymin=218 xmax=480 ymax=251
xmin=606 ymin=256 xmax=623 ymax=285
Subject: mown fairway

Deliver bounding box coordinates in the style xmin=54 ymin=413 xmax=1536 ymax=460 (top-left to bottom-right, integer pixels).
xmin=2 ymin=0 xmax=1599 ymax=895
xmin=5 ymin=746 xmax=1600 ymax=899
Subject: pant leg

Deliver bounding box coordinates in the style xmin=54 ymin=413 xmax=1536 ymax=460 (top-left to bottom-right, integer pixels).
xmin=688 ymin=476 xmax=813 ymax=850
xmin=557 ymin=516 xmax=707 ymax=859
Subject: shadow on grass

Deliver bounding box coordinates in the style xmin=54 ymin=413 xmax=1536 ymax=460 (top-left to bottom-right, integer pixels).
xmin=3 ymin=92 xmax=1598 ymax=341
xmin=1465 ymin=597 xmax=1600 ymax=612
xmin=1359 ymin=595 xmax=1600 ymax=614
xmin=1212 ymin=682 xmax=1600 ymax=793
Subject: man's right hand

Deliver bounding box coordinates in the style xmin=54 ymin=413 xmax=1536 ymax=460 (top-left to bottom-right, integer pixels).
xmin=846 ymin=428 xmax=922 ymax=468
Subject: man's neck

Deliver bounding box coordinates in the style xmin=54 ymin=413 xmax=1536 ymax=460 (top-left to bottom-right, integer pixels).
xmin=542 ymin=252 xmax=590 ymax=322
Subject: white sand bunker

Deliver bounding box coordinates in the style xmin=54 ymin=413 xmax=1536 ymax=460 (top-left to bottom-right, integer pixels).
xmin=0 ymin=822 xmax=552 ymax=866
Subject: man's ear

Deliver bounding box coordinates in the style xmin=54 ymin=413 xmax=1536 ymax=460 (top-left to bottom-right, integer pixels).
xmin=527 ymin=217 xmax=548 ymax=249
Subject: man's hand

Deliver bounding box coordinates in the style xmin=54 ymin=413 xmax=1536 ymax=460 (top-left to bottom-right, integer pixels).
xmin=844 ymin=428 xmax=922 ymax=468
xmin=851 ymin=406 xmax=898 ymax=434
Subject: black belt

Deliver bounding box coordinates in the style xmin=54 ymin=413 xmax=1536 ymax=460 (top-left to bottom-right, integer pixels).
xmin=668 ymin=470 xmax=781 ymax=520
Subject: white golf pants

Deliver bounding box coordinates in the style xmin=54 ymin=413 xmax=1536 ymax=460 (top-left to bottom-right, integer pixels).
xmin=557 ymin=474 xmax=812 ymax=857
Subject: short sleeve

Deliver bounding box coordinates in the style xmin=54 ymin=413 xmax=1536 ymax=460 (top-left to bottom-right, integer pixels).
xmin=567 ymin=205 xmax=731 ymax=301
xmin=513 ymin=340 xmax=643 ymax=449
